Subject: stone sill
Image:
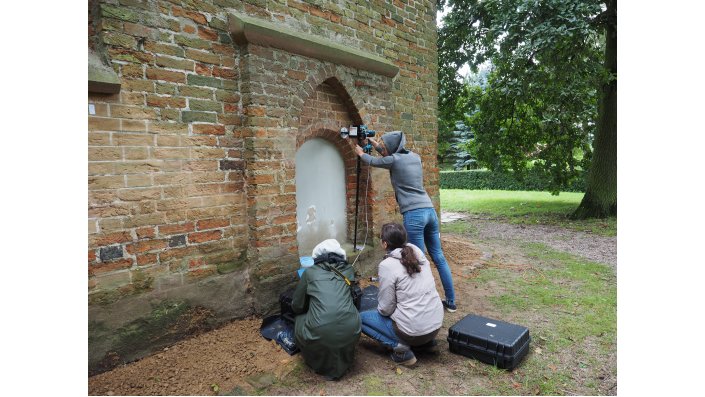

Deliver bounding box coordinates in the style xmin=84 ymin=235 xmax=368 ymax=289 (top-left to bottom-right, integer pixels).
xmin=228 ymin=12 xmax=399 ymax=78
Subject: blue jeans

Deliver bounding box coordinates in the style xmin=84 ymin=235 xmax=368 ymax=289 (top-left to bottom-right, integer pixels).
xmin=360 ymin=310 xmax=399 ymax=349
xmin=403 ymin=207 xmax=456 ymax=304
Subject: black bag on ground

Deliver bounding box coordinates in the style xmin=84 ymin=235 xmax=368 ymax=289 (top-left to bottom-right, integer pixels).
xmin=447 ymin=314 xmax=531 ymax=370
xmin=279 ymin=287 xmax=296 ymax=323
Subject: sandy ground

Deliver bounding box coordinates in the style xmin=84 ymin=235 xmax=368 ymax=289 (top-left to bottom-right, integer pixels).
xmin=89 ymin=215 xmax=617 ymax=396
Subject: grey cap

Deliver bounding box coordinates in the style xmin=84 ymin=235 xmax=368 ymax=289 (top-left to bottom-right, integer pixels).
xmin=381 ymin=131 xmax=405 ymax=154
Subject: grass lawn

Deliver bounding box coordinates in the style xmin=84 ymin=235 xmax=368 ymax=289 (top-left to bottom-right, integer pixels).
xmin=440 ymin=189 xmax=616 ymax=236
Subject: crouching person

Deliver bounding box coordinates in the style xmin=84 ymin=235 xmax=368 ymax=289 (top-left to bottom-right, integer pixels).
xmin=361 ymin=223 xmax=444 ymax=366
xmin=292 ymin=239 xmax=361 ymax=380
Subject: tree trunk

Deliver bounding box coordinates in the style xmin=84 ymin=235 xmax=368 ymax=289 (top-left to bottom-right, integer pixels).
xmin=572 ymin=0 xmax=617 ymax=219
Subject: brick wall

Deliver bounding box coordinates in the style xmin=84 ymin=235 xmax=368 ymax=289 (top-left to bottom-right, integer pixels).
xmin=88 ymin=0 xmax=438 ymax=374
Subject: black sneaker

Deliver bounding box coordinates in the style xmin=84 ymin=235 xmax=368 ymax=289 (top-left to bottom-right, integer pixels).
xmin=442 ymin=300 xmax=457 ymax=313
xmin=391 ymin=344 xmax=417 ymax=366
xmin=413 ymin=339 xmax=440 ymax=354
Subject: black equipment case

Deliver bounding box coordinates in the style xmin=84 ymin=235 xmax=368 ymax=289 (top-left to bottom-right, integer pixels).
xmin=447 ymin=314 xmax=531 ymax=370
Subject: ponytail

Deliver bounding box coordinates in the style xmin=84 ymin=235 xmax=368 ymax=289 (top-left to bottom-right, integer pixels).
xmin=381 ymin=223 xmax=421 ymax=276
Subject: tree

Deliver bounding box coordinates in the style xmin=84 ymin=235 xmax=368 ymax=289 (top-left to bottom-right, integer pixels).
xmin=438 ymin=0 xmax=617 ymax=218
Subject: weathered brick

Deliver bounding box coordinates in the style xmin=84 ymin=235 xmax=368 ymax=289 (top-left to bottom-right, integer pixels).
xmin=185 ymin=49 xmax=221 ymax=65
xmin=148 ymin=121 xmax=189 ymax=134
xmin=123 ymin=147 xmax=149 ymax=160
xmin=126 ymin=174 xmax=153 ymax=187
xmin=182 ymin=111 xmax=217 ymax=123
xmin=174 ymin=34 xmax=211 ymax=50
xmin=219 ymin=159 xmax=244 ymax=171
xmin=197 ymin=26 xmax=219 ymax=41
xmin=135 ymin=227 xmax=156 ymax=239
xmin=101 ymin=4 xmax=140 ymax=23
xmin=195 ymin=63 xmax=211 ymax=79
xmin=197 ymin=218 xmax=230 ymax=230
xmin=187 ymin=74 xmax=222 ymax=88
xmin=188 ymin=230 xmax=222 ymax=243
xmin=146 ymin=94 xmax=186 ymax=108
xmin=192 ymin=124 xmax=225 ymax=135
xmin=172 ymin=6 xmax=207 ymax=24
xmin=89 ymin=258 xmax=133 ymax=276
xmin=136 ymin=253 xmax=158 ymax=266
xmin=120 ymin=91 xmax=146 ymax=106
xmin=114 ymin=133 xmax=154 ymax=146
xmin=158 ymin=222 xmax=194 ymax=235
xmin=144 ymin=41 xmax=184 ymax=57
xmin=117 ymin=187 xmax=161 ymax=201
xmin=126 ymin=239 xmax=168 ymax=254
xmin=123 ymin=22 xmax=156 ymax=38
xmin=212 ymin=67 xmax=237 ymax=79
xmin=155 ymin=82 xmax=178 ymax=95
xmin=155 ymin=55 xmax=195 ymax=71
xmin=152 ymin=148 xmax=189 ymax=159
xmin=189 ymin=99 xmax=222 ymax=112
xmin=121 ymin=63 xmax=144 ymax=78
xmin=89 ymin=117 xmax=120 ymax=131
xmin=121 ymin=78 xmax=154 ymax=92
xmin=108 ymin=47 xmax=155 ymax=64
xmin=215 ymin=89 xmax=240 ymax=103
xmin=110 ymin=104 xmax=159 ymax=120
xmin=179 ymin=85 xmax=214 ymax=99
xmin=104 ymin=30 xmax=139 ymax=49
xmin=88 ymin=148 xmax=122 ymax=161
xmin=146 ymin=67 xmax=186 ymax=83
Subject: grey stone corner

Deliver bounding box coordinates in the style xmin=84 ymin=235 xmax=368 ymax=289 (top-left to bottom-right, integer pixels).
xmin=89 ymin=48 xmax=121 ymax=94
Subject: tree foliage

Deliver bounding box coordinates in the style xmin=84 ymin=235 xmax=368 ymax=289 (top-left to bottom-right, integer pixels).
xmin=438 ymin=0 xmax=615 ymax=200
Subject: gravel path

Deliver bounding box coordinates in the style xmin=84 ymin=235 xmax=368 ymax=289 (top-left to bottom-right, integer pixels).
xmin=442 ymin=212 xmax=617 ymax=269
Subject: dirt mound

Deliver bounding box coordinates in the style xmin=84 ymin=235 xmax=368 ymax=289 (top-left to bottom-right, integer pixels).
xmin=88 ymin=317 xmax=292 ymax=395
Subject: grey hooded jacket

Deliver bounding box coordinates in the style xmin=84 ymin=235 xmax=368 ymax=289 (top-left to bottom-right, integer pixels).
xmin=360 ymin=131 xmax=434 ymax=214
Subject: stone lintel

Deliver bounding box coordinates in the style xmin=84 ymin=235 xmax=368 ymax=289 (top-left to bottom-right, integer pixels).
xmin=228 ymin=13 xmax=399 ymax=78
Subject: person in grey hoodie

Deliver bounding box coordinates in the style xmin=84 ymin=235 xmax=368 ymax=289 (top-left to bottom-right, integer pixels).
xmin=354 ymin=131 xmax=457 ymax=312
xmin=359 ymin=222 xmax=444 ymax=366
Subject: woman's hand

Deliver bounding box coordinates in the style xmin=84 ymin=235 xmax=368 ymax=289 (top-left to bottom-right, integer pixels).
xmin=354 ymin=145 xmax=364 ymax=157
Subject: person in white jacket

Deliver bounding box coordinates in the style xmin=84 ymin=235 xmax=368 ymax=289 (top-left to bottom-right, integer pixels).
xmin=360 ymin=223 xmax=444 ymax=366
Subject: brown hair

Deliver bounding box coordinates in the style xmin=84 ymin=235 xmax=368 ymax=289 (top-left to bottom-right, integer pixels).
xmin=381 ymin=223 xmax=420 ymax=276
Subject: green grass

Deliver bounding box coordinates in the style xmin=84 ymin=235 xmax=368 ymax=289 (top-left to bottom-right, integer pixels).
xmin=440 ymin=189 xmax=617 ymax=236
xmin=470 ymin=243 xmax=617 ymax=395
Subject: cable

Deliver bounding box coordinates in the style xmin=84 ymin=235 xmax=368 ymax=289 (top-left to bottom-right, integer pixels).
xmin=351 ymin=162 xmax=372 ymax=267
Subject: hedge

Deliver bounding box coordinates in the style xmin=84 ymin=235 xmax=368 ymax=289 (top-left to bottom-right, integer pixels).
xmin=440 ymin=169 xmax=586 ymax=192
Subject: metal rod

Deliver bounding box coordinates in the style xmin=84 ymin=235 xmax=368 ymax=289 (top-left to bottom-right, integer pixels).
xmin=353 ymin=155 xmax=361 ymax=251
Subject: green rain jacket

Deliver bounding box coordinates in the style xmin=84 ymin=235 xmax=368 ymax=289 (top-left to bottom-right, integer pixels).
xmin=292 ymin=254 xmax=361 ymax=379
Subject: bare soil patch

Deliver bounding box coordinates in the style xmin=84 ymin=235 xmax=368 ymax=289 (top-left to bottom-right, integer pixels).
xmin=89 ymin=220 xmax=616 ymax=396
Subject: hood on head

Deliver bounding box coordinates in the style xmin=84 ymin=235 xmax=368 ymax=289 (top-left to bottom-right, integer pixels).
xmin=381 ymin=131 xmax=406 ymax=154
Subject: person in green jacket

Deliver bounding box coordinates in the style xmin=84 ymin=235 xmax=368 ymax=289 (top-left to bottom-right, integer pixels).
xmin=292 ymin=239 xmax=361 ymax=380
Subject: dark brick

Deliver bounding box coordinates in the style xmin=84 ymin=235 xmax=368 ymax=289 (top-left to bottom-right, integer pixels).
xmin=182 ymin=111 xmax=217 ymax=123
xmin=100 ymin=245 xmax=124 ymax=262
xmin=220 ymin=159 xmax=245 ymax=171
xmin=168 ymin=234 xmax=187 ymax=247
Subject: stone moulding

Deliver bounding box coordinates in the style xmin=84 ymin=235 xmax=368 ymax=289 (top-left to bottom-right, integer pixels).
xmin=228 ymin=12 xmax=399 ymax=78
xmin=88 ymin=49 xmax=121 ymax=94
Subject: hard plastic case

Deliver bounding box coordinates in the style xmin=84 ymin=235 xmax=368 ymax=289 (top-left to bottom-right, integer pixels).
xmin=447 ymin=314 xmax=531 ymax=370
